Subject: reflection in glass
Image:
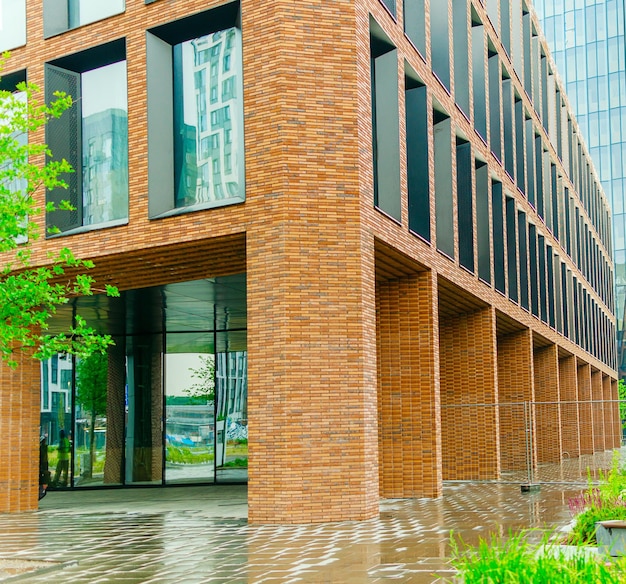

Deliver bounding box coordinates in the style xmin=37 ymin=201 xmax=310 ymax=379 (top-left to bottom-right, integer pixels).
xmin=74 ymin=352 xmax=108 ymax=485
xmin=173 ymin=28 xmax=244 ymax=208
xmin=165 ymin=352 xmax=216 ymax=484
xmin=40 ymin=355 xmax=73 ymax=487
xmin=0 ymin=0 xmax=26 ymax=52
xmin=215 ymin=347 xmax=248 ymax=482
xmin=81 ymin=61 xmax=128 ymax=226
xmin=68 ymin=0 xmax=124 ymax=30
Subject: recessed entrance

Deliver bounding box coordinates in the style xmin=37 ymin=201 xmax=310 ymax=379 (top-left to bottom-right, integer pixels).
xmin=40 ymin=274 xmax=247 ymax=488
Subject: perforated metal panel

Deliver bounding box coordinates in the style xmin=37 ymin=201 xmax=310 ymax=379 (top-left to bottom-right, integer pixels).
xmin=45 ymin=64 xmax=82 ymax=233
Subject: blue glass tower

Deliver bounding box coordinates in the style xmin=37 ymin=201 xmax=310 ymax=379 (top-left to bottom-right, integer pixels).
xmin=536 ymin=0 xmax=626 ymax=377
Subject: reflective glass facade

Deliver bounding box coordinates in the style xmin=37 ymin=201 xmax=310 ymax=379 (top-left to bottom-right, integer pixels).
xmin=82 ymin=61 xmax=129 ymax=226
xmin=173 ymin=29 xmax=244 ymax=208
xmin=0 ymin=0 xmax=26 ymax=52
xmin=535 ymin=0 xmax=626 ymax=376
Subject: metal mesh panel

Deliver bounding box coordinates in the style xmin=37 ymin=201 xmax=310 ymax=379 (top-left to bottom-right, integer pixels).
xmin=45 ymin=64 xmax=82 ymax=232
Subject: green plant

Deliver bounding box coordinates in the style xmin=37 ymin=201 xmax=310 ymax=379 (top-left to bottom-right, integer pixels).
xmin=451 ymin=530 xmax=626 ymax=583
xmin=566 ymin=504 xmax=626 ymax=546
xmin=221 ymin=457 xmax=248 ymax=468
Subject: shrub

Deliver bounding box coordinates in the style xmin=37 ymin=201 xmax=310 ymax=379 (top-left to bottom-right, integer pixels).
xmin=451 ymin=531 xmax=626 ymax=583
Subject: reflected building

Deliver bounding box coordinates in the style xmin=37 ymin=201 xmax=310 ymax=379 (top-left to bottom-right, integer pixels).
xmin=535 ymin=0 xmax=626 ymax=377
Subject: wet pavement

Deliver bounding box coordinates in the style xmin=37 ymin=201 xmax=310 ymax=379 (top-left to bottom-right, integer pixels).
xmin=0 ymin=449 xmax=622 ymax=583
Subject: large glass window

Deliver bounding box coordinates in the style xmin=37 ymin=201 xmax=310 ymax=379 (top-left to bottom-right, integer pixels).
xmin=174 ymin=30 xmax=243 ymax=208
xmin=45 ymin=40 xmax=128 ymax=234
xmin=0 ymin=0 xmax=26 ymax=52
xmin=147 ymin=2 xmax=244 ymax=218
xmin=44 ymin=0 xmax=124 ymax=38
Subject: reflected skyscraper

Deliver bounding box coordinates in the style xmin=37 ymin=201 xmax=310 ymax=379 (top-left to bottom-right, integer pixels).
xmin=535 ymin=0 xmax=626 ymax=377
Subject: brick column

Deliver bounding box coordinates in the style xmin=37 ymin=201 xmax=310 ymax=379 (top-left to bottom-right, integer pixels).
xmin=591 ymin=370 xmax=605 ymax=452
xmin=441 ymin=307 xmax=499 ymax=480
xmin=559 ymin=355 xmax=580 ymax=457
xmin=0 ymin=351 xmax=40 ymax=513
xmin=377 ymin=271 xmax=441 ymax=498
xmin=611 ymin=378 xmax=622 ymax=448
xmin=577 ymin=362 xmax=594 ymax=454
xmin=498 ymin=329 xmax=534 ymax=471
xmin=602 ymin=375 xmax=617 ymax=450
xmin=533 ymin=344 xmax=562 ymax=463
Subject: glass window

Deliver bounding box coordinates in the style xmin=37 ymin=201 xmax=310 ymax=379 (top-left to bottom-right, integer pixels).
xmin=173 ymin=30 xmax=244 ymax=209
xmin=45 ymin=43 xmax=128 ymax=234
xmin=81 ymin=62 xmax=128 ymax=226
xmin=44 ymin=0 xmax=124 ymax=38
xmin=0 ymin=0 xmax=26 ymax=52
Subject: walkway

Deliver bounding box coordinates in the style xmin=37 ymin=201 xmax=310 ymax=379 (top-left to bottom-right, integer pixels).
xmin=0 ymin=450 xmax=619 ymax=583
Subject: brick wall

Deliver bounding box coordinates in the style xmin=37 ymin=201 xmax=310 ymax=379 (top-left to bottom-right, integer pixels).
xmin=376 ymin=271 xmax=442 ymax=498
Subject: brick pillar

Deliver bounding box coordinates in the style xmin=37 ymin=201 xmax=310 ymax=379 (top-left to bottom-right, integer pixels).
xmin=559 ymin=355 xmax=580 ymax=457
xmin=441 ymin=307 xmax=499 ymax=480
xmin=534 ymin=344 xmax=562 ymax=463
xmin=377 ymin=271 xmax=441 ymax=499
xmin=602 ymin=375 xmax=617 ymax=450
xmin=577 ymin=362 xmax=594 ymax=454
xmin=591 ymin=370 xmax=605 ymax=452
xmin=0 ymin=351 xmax=40 ymax=513
xmin=611 ymin=378 xmax=622 ymax=448
xmin=244 ymin=0 xmax=378 ymax=523
xmin=498 ymin=329 xmax=534 ymax=471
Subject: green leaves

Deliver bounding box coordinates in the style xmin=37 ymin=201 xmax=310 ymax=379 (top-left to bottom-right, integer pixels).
xmin=0 ymin=63 xmax=118 ymax=367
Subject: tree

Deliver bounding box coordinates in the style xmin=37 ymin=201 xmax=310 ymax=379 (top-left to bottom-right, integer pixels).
xmin=0 ymin=57 xmax=117 ymax=367
xmin=75 ymin=352 xmax=108 ymax=477
xmin=183 ymin=355 xmax=216 ymax=404
xmin=619 ymin=378 xmax=626 ymax=431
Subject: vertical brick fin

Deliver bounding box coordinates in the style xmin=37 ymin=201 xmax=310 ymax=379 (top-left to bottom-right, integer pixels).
xmin=591 ymin=371 xmax=606 ymax=452
xmin=559 ymin=355 xmax=580 ymax=458
xmin=441 ymin=306 xmax=499 ymax=480
xmin=534 ymin=344 xmax=562 ymax=464
xmin=498 ymin=329 xmax=533 ymax=471
xmin=0 ymin=350 xmax=40 ymax=513
xmin=577 ymin=362 xmax=594 ymax=454
xmin=376 ymin=271 xmax=442 ymax=499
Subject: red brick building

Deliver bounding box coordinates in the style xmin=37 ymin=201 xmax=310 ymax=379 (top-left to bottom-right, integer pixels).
xmin=0 ymin=0 xmax=619 ymax=523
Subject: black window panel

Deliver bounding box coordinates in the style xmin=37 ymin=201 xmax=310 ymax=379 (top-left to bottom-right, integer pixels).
xmin=381 ymin=0 xmax=396 ymax=17
xmin=525 ymin=118 xmax=535 ymax=207
xmin=554 ymin=253 xmax=562 ymax=333
xmin=476 ymin=161 xmax=491 ymax=282
xmin=488 ymin=50 xmax=501 ymax=161
xmin=546 ymin=245 xmax=555 ymax=328
xmin=45 ymin=65 xmax=82 ymax=233
xmin=434 ymin=113 xmax=454 ymax=257
xmin=370 ymin=25 xmax=401 ymax=222
xmin=48 ymin=38 xmax=126 ymax=73
xmin=534 ymin=135 xmax=544 ymax=219
xmin=529 ymin=223 xmax=539 ymax=317
xmin=453 ymin=0 xmax=470 ymax=115
xmin=457 ymin=140 xmax=474 ymax=271
xmin=506 ymin=197 xmax=518 ymax=302
xmin=431 ymin=1 xmax=450 ymax=89
xmin=0 ymin=69 xmax=26 ymax=91
xmin=404 ymin=0 xmax=426 ymax=55
xmin=406 ymin=79 xmax=429 ymax=240
xmin=538 ymin=235 xmax=547 ymax=323
xmin=514 ymin=97 xmax=525 ymax=193
xmin=472 ymin=23 xmax=487 ymax=141
xmin=492 ymin=181 xmax=505 ymax=293
xmin=518 ymin=211 xmax=529 ymax=309
xmin=561 ymin=262 xmax=569 ymax=338
xmin=502 ymin=77 xmax=514 ymax=178
xmin=148 ymin=1 xmax=240 ymax=44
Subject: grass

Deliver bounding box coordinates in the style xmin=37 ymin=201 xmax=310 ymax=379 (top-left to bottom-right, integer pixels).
xmin=451 ymin=530 xmax=626 ymax=583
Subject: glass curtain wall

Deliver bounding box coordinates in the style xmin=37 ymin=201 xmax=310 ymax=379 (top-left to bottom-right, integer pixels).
xmin=40 ymin=325 xmax=247 ymax=487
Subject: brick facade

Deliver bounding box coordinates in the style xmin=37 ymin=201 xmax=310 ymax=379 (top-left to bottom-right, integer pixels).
xmin=0 ymin=0 xmax=619 ymax=521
